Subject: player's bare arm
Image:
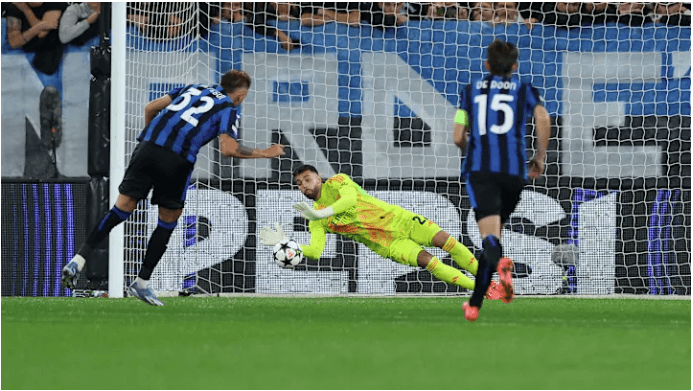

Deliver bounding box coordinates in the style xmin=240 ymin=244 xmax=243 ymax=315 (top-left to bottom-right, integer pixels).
xmin=219 ymin=133 xmax=285 ymax=158
xmin=529 ymin=104 xmax=550 ymax=179
xmin=144 ymin=95 xmax=173 ymax=127
xmin=237 ymin=145 xmax=256 ymax=156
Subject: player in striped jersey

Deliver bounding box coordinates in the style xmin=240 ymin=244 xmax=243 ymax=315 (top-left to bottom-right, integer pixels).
xmin=62 ymin=70 xmax=285 ymax=305
xmin=260 ymin=165 xmax=508 ymax=299
xmin=454 ymin=40 xmax=551 ymax=321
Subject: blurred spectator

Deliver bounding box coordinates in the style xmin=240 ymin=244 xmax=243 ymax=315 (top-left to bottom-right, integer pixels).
xmin=127 ymin=3 xmax=195 ymax=40
xmin=198 ymin=2 xmax=218 ymax=38
xmin=615 ymin=2 xmax=653 ymax=26
xmin=470 ymin=2 xmax=495 ymax=23
xmin=427 ymin=2 xmax=468 ymax=20
xmin=206 ymin=2 xmax=246 ymax=28
xmin=274 ymin=2 xmax=302 ymax=21
xmin=299 ymin=2 xmax=362 ymax=27
xmin=58 ymin=2 xmax=100 ymax=45
xmin=382 ymin=2 xmax=410 ymax=25
xmin=243 ymin=2 xmax=298 ymax=50
xmin=4 ymin=2 xmax=67 ymax=74
xmin=211 ymin=2 xmax=245 ymax=23
xmin=402 ymin=2 xmax=430 ymax=20
xmin=361 ymin=2 xmax=409 ymax=29
xmin=519 ymin=2 xmax=591 ymax=29
xmin=581 ymin=2 xmax=615 ymax=24
xmin=156 ymin=3 xmax=196 ymax=39
xmin=494 ymin=2 xmax=520 ymax=25
xmin=652 ymin=2 xmax=691 ymax=26
xmin=126 ymin=2 xmax=149 ymax=35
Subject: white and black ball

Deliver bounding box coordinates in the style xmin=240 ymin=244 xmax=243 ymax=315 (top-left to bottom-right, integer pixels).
xmin=273 ymin=239 xmax=303 ymax=268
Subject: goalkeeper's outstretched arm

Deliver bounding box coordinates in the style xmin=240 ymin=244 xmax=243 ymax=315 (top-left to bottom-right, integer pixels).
xmin=258 ymin=220 xmax=326 ymax=260
xmin=301 ymin=220 xmax=328 ymax=260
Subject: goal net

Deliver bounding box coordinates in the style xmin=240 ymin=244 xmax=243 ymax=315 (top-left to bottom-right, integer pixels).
xmin=117 ymin=3 xmax=691 ymax=296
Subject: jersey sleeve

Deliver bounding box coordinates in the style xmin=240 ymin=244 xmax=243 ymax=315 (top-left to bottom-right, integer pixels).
xmin=458 ymin=84 xmax=472 ymax=111
xmin=218 ymin=106 xmax=239 ymax=139
xmin=525 ymin=84 xmax=543 ymax=113
xmin=302 ymin=219 xmax=327 ymax=260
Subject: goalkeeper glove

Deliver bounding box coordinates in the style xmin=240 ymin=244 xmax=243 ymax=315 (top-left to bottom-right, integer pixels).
xmin=293 ymin=202 xmax=334 ymax=221
xmin=259 ymin=223 xmax=286 ymax=246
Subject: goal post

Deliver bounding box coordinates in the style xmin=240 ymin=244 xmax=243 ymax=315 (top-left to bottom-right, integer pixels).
xmin=109 ymin=1 xmax=127 ymax=298
xmin=110 ymin=4 xmax=691 ymax=297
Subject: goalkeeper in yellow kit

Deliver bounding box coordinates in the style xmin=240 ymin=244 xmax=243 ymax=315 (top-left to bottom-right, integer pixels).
xmin=260 ymin=165 xmax=505 ymax=298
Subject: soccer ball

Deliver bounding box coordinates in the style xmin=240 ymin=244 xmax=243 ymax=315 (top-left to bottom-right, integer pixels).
xmin=273 ymin=239 xmax=303 ymax=268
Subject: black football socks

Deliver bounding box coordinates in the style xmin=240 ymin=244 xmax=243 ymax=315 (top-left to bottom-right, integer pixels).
xmin=469 ymin=235 xmax=502 ymax=308
xmin=77 ymin=206 xmax=132 ymax=259
xmin=138 ymin=219 xmax=177 ymax=281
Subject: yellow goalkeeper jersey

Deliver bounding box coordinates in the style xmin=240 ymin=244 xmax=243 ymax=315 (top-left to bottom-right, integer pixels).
xmin=302 ymin=173 xmax=413 ymax=260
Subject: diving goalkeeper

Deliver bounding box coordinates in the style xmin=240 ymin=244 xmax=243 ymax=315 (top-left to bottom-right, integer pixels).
xmin=260 ymin=164 xmax=505 ymax=298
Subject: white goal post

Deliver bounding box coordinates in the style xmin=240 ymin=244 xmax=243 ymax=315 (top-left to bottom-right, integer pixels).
xmin=110 ymin=3 xmax=691 ymax=297
xmin=109 ymin=2 xmax=127 ymax=298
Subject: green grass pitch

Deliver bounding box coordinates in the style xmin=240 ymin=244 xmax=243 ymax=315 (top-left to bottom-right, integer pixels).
xmin=2 ymin=296 xmax=690 ymax=390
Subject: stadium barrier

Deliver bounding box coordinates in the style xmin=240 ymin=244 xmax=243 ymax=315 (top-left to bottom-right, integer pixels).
xmin=1 ymin=179 xmax=88 ymax=296
xmin=1 ymin=177 xmax=688 ymax=296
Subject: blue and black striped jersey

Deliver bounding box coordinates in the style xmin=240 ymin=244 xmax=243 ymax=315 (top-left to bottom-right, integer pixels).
xmin=137 ymin=84 xmax=240 ymax=163
xmin=459 ymin=74 xmax=542 ymax=179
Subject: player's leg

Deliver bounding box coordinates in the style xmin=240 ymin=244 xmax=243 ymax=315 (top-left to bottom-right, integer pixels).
xmin=471 ymin=214 xmax=503 ymax=305
xmin=61 ymin=194 xmax=139 ymax=288
xmin=405 ymin=214 xmax=502 ymax=297
xmin=136 ymin=206 xmax=181 ymax=289
xmin=429 ymin=231 xmax=478 ymax=275
xmin=390 ymin=239 xmax=475 ymax=290
xmin=463 ymin=173 xmax=503 ymax=320
xmin=128 ymin=153 xmax=192 ymax=306
xmin=127 ymin=205 xmax=181 ymax=306
xmin=406 ymin=213 xmax=480 ymax=275
xmin=418 ymin=250 xmax=477 ymax=290
xmin=77 ymin=194 xmax=138 ymax=260
xmin=492 ymin=175 xmax=526 ymax=304
xmin=429 ymin=229 xmax=504 ymax=300
xmin=62 ymin=144 xmax=154 ymax=288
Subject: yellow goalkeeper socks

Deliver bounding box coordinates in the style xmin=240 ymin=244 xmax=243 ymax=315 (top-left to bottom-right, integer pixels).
xmin=426 ymin=256 xmax=474 ymax=290
xmin=443 ymin=236 xmax=478 ymax=275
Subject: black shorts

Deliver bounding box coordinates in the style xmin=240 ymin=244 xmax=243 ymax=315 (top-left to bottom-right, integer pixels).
xmin=466 ymin=171 xmax=526 ymax=223
xmin=118 ymin=142 xmax=194 ymax=210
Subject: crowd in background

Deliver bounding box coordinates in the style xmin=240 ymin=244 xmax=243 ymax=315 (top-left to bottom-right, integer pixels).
xmin=2 ymin=2 xmax=691 ymax=67
xmin=1 ymin=2 xmax=102 ymax=74
xmin=123 ymin=2 xmax=691 ymax=47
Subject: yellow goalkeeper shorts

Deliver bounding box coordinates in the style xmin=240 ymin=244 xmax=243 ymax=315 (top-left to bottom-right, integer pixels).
xmin=388 ymin=211 xmax=443 ymax=267
xmin=401 ymin=211 xmax=442 ymax=246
